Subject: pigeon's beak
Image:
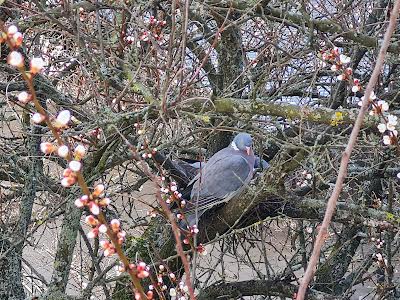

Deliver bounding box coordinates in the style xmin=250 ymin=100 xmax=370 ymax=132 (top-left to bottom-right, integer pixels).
xmin=246 ymin=146 xmax=251 ymax=155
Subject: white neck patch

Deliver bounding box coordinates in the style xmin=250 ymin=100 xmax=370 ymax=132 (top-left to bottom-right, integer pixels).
xmin=231 ymin=141 xmax=239 ymax=151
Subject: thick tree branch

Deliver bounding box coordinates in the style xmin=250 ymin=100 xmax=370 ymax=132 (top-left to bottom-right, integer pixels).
xmin=197 ymin=279 xmax=341 ymax=300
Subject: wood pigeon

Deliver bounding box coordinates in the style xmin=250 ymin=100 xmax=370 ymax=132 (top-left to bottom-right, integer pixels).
xmin=182 ymin=133 xmax=256 ymax=227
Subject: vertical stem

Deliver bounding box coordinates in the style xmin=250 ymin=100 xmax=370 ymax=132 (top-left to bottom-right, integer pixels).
xmin=296 ymin=2 xmax=400 ymax=299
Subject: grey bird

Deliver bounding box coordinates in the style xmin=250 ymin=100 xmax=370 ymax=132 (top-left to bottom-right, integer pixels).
xmin=183 ymin=133 xmax=256 ymax=227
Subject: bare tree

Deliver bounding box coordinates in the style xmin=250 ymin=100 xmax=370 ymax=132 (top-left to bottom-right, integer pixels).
xmin=1 ymin=1 xmax=400 ymax=300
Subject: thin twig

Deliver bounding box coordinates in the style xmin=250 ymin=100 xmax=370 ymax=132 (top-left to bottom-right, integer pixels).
xmin=113 ymin=126 xmax=197 ymax=299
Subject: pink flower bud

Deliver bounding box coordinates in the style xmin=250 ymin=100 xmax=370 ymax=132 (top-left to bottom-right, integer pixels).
xmin=138 ymin=270 xmax=149 ymax=278
xmin=88 ymin=202 xmax=100 ymax=215
xmin=110 ymin=219 xmax=120 ymax=232
xmin=74 ymin=145 xmax=86 ymax=159
xmin=74 ymin=198 xmax=85 ymax=208
xmin=32 ymin=113 xmax=45 ymax=124
xmin=69 ymin=160 xmax=81 ymax=172
xmin=98 ymin=197 xmax=111 ymax=206
xmin=100 ymin=240 xmax=111 ymax=249
xmin=12 ymin=32 xmax=23 ymax=47
xmin=55 ymin=110 xmax=71 ymax=128
xmin=147 ymin=291 xmax=153 ymax=299
xmin=92 ymin=184 xmax=105 ymax=198
xmin=57 ymin=145 xmax=69 ymax=158
xmin=30 ymin=57 xmax=44 ymax=74
xmin=104 ymin=247 xmax=115 ymax=257
xmin=87 ymin=228 xmax=98 ymax=238
xmin=8 ymin=51 xmax=24 ymax=67
xmin=80 ymin=195 xmax=89 ymax=205
xmin=7 ymin=25 xmax=18 ymax=36
xmin=18 ymin=91 xmax=30 ymax=103
xmin=137 ymin=261 xmax=146 ymax=271
xmin=62 ymin=168 xmax=73 ymax=178
xmin=61 ymin=176 xmax=76 ymax=187
xmin=40 ymin=142 xmax=55 ymax=154
xmin=85 ymin=215 xmax=98 ymax=226
xmin=98 ymin=224 xmax=108 ymax=233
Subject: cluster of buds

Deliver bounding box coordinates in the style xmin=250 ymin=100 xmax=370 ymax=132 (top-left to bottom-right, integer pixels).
xmin=196 ymin=243 xmax=208 ymax=256
xmin=296 ymin=170 xmax=313 ymax=188
xmin=374 ymin=238 xmax=384 ymax=249
xmin=374 ymin=252 xmax=388 ymax=268
xmin=125 ymin=35 xmax=136 ymax=45
xmin=182 ymin=225 xmax=199 ymax=245
xmin=151 ymin=265 xmax=190 ymax=299
xmin=126 ymin=263 xmax=151 ymax=299
xmin=373 ymin=239 xmax=387 ymax=268
xmin=1 ymin=25 xmax=23 ymax=47
xmin=78 ymin=7 xmax=88 ymax=22
xmin=323 ymin=48 xmax=399 ymax=147
xmin=168 ymin=280 xmax=190 ymax=299
xmin=148 ymin=15 xmax=166 ymax=27
xmin=139 ymin=16 xmax=167 ymax=42
xmin=76 ymin=184 xmax=127 ymax=257
xmin=3 ymin=25 xmax=45 ymax=106
xmin=141 ymin=147 xmax=157 ymax=159
xmin=160 ymin=181 xmax=183 ymax=204
xmin=99 ymin=240 xmax=116 ymax=257
xmin=368 ymin=99 xmax=399 ymax=145
xmin=352 ymin=78 xmax=361 ymax=93
xmin=91 ymin=127 xmax=102 ymax=139
xmin=135 ymin=290 xmax=154 ymax=300
xmin=169 ymin=287 xmax=189 ymax=300
xmin=41 ymin=125 xmax=87 ymax=187
xmin=3 ymin=25 xmax=45 ymax=74
xmin=118 ymin=261 xmax=150 ymax=279
xmin=357 ymin=89 xmax=398 ymax=145
xmin=321 ymin=48 xmax=359 ymax=93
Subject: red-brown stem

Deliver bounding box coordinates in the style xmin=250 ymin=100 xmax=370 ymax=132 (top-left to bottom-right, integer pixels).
xmin=25 ymin=73 xmax=148 ymax=300
xmin=1 ymin=23 xmax=148 ymax=299
xmin=296 ymin=2 xmax=400 ymax=300
xmin=115 ymin=129 xmax=197 ymax=299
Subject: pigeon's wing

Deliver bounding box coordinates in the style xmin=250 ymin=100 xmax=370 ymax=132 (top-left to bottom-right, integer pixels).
xmin=184 ymin=151 xmax=253 ymax=216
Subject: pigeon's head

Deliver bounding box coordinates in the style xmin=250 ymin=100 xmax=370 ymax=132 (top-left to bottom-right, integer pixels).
xmin=232 ymin=133 xmax=253 ymax=155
